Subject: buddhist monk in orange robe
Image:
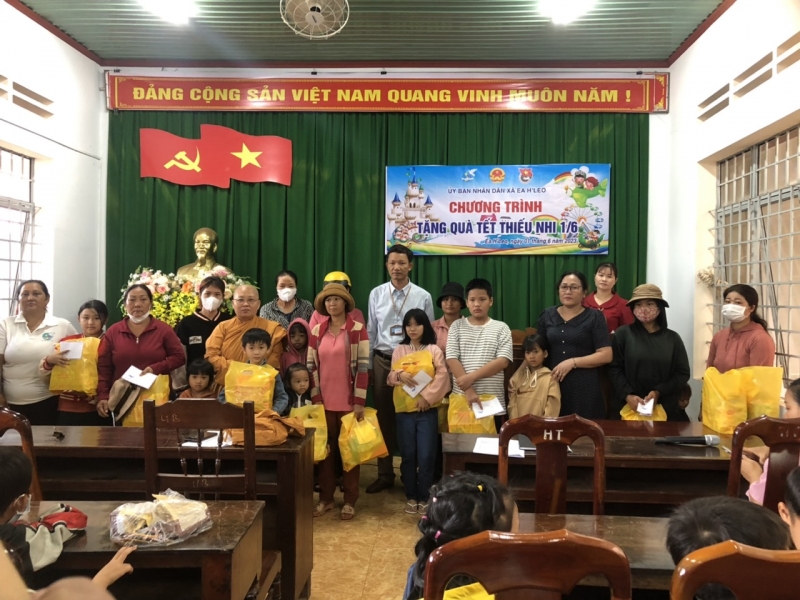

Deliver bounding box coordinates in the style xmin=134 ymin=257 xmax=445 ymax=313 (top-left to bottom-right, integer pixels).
xmin=205 ymin=284 xmax=286 ymax=383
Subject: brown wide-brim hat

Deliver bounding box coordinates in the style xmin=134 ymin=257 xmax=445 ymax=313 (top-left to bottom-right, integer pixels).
xmin=107 ymin=379 xmax=142 ymax=421
xmin=627 ymin=283 xmax=669 ymax=308
xmin=314 ymin=283 xmax=355 ymax=316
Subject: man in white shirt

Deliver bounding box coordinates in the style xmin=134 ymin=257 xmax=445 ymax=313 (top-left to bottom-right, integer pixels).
xmin=366 ymin=245 xmax=434 ymax=493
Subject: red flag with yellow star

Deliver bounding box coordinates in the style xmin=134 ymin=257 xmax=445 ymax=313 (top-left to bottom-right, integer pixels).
xmin=139 ymin=126 xmax=292 ymax=188
xmin=200 ymin=124 xmax=293 ymax=186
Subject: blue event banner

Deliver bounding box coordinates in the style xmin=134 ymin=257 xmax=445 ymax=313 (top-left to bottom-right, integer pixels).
xmin=385 ymin=164 xmax=610 ymax=255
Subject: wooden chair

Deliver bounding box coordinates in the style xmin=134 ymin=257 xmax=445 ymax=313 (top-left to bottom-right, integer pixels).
xmin=726 ymin=415 xmax=800 ymax=513
xmin=0 ymin=406 xmax=43 ymax=500
xmin=143 ymin=399 xmax=280 ymax=600
xmin=423 ymin=529 xmax=631 ymax=600
xmin=143 ymin=398 xmax=257 ymax=499
xmin=670 ymin=540 xmax=800 ymax=600
xmin=499 ymin=414 xmax=606 ymax=515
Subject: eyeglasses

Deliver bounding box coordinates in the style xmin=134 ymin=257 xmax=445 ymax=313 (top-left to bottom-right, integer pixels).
xmin=233 ymin=298 xmax=258 ymax=305
xmin=559 ymin=285 xmax=582 ymax=293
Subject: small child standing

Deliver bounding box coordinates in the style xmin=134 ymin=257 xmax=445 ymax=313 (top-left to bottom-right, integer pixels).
xmin=446 ymin=279 xmax=513 ymax=429
xmin=285 ymin=362 xmax=312 ymax=411
xmin=217 ymin=328 xmax=289 ymax=415
xmin=402 ymin=471 xmax=519 ymax=600
xmin=179 ymin=359 xmax=218 ymax=399
xmin=280 ymin=319 xmax=311 ymax=377
xmin=388 ymin=309 xmax=451 ymax=515
xmin=507 ymin=334 xmax=561 ymax=419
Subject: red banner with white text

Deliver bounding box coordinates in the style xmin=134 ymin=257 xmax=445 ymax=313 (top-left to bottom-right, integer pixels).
xmin=108 ymin=74 xmax=669 ymax=113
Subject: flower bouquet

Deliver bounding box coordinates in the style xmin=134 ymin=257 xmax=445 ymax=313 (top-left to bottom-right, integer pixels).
xmin=120 ymin=266 xmax=257 ymax=327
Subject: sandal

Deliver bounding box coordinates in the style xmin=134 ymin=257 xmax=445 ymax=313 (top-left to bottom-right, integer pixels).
xmin=313 ymin=501 xmax=334 ymax=517
xmin=340 ymin=504 xmax=356 ymax=521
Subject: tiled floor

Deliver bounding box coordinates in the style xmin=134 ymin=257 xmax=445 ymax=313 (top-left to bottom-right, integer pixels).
xmin=310 ymin=458 xmax=421 ymax=600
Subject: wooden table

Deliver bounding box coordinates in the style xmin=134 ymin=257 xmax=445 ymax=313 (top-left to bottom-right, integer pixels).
xmin=444 ymin=421 xmax=746 ymax=514
xmin=519 ymin=513 xmax=674 ymax=590
xmin=0 ymin=426 xmax=313 ymax=600
xmin=31 ymin=500 xmax=264 ymax=600
xmin=519 ymin=513 xmax=675 ymax=590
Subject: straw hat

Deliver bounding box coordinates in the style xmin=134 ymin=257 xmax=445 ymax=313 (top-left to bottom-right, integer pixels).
xmin=627 ymin=284 xmax=669 ymax=308
xmin=314 ymin=283 xmax=355 ymax=315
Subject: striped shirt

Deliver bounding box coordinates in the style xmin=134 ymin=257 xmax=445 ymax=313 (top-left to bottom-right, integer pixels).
xmin=446 ymin=318 xmax=513 ymax=408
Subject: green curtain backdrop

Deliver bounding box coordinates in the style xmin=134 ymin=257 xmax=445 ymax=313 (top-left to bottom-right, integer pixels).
xmin=107 ymin=111 xmax=648 ymax=328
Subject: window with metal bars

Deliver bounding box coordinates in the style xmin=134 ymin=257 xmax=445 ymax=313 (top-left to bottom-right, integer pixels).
xmin=712 ymin=125 xmax=800 ymax=382
xmin=0 ymin=148 xmax=37 ymax=316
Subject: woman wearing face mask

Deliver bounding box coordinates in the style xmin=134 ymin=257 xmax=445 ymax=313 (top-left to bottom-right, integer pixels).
xmin=707 ymin=284 xmax=775 ymax=373
xmin=609 ymin=284 xmax=691 ymax=421
xmin=174 ymin=276 xmax=233 ymax=367
xmin=0 ymin=280 xmax=77 ymax=425
xmin=259 ymin=270 xmax=314 ymax=331
xmin=95 ymin=284 xmax=185 ymax=419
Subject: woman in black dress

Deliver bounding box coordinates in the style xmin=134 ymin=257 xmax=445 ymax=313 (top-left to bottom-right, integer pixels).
xmin=536 ymin=271 xmax=612 ymax=418
xmin=608 ymin=284 xmax=691 ymax=421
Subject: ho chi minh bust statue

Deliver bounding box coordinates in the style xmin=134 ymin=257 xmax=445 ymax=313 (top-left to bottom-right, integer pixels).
xmin=176 ymin=227 xmax=230 ymax=280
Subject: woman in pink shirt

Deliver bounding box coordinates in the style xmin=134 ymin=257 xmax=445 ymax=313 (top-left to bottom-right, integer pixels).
xmin=307 ymin=284 xmax=369 ymax=521
xmin=707 ymin=284 xmax=775 ymax=373
xmin=388 ymin=308 xmax=450 ymax=515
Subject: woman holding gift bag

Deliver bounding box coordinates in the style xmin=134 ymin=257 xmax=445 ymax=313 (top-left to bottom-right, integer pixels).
xmin=41 ymin=300 xmax=111 ymax=426
xmin=307 ymin=283 xmax=370 ymax=521
xmin=96 ymin=284 xmax=185 ymax=422
xmin=707 ymin=284 xmax=775 ymax=373
xmin=388 ymin=309 xmax=450 ymax=515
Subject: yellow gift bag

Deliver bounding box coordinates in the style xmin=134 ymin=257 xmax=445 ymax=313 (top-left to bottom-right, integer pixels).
xmin=743 ymin=366 xmax=783 ymax=419
xmin=49 ymin=337 xmax=101 ymax=396
xmin=702 ymin=366 xmax=783 ymax=434
xmin=447 ymin=393 xmax=497 ymax=435
xmin=620 ymin=404 xmax=668 ymax=421
xmin=392 ymin=349 xmax=435 ymax=413
xmin=702 ymin=367 xmax=749 ymax=434
xmin=338 ymin=407 xmax=388 ymax=472
xmin=124 ymin=375 xmax=170 ymax=427
xmin=444 ymin=583 xmax=495 ymax=600
xmin=224 ymin=361 xmax=277 ymax=412
xmin=290 ymin=404 xmax=329 ymax=462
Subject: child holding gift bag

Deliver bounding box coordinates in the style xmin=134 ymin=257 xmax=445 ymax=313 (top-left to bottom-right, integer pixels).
xmin=388 ymin=309 xmax=450 ymax=515
xmin=41 ymin=300 xmax=110 ymax=426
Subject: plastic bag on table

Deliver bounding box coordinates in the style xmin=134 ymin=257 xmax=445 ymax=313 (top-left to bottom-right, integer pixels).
xmin=391 ymin=349 xmax=435 ymax=413
xmin=620 ymin=404 xmax=668 ymax=421
xmin=123 ymin=375 xmax=170 ymax=427
xmin=444 ymin=582 xmax=495 ymax=600
xmin=290 ymin=404 xmax=328 ymax=462
xmin=225 ymin=361 xmax=277 ymax=412
xmin=49 ymin=337 xmax=102 ymax=396
xmin=109 ymin=489 xmax=212 ymax=547
xmin=447 ymin=393 xmax=497 ymax=435
xmin=338 ymin=407 xmax=388 ymax=472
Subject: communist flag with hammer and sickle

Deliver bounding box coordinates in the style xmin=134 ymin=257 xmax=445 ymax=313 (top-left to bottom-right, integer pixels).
xmin=139 ymin=125 xmax=292 ymax=188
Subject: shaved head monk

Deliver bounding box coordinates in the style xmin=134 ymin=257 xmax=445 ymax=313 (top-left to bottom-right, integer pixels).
xmin=205 ymin=284 xmax=286 ymax=383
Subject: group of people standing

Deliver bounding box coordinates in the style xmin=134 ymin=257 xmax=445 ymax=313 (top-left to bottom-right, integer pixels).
xmin=0 ymin=253 xmax=778 ymax=519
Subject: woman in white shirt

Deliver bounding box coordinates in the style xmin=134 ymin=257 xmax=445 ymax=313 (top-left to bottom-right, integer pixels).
xmin=0 ymin=280 xmax=77 ymax=425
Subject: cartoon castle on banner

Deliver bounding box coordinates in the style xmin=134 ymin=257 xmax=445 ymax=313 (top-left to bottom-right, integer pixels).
xmin=388 ymin=171 xmax=440 ymax=223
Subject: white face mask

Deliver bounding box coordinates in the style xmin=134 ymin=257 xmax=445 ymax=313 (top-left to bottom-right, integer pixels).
xmin=721 ymin=304 xmax=747 ymax=322
xmin=277 ymin=287 xmax=297 ymax=302
xmin=129 ymin=311 xmax=151 ymax=324
xmin=16 ymin=493 xmax=30 ymax=518
xmin=202 ymin=296 xmax=222 ymax=312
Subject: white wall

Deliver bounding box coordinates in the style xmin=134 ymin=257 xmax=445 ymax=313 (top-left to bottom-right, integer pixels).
xmin=0 ymin=2 xmax=107 ymax=325
xmin=649 ymin=0 xmax=800 ymax=418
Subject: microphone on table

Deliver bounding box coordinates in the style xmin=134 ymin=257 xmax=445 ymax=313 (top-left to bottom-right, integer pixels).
xmin=655 ymin=435 xmax=721 ymax=447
